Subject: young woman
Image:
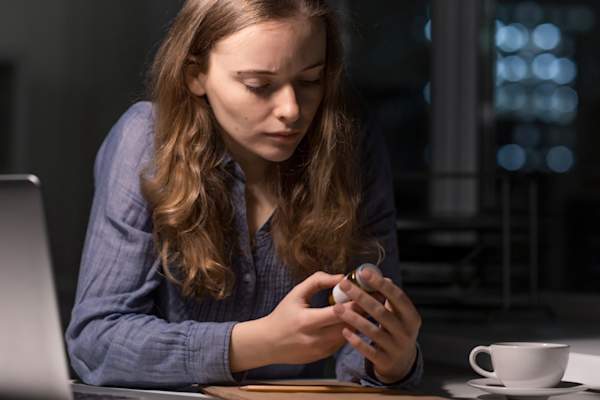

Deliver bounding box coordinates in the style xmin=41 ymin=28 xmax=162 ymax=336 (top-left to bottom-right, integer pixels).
xmin=66 ymin=0 xmax=422 ymax=389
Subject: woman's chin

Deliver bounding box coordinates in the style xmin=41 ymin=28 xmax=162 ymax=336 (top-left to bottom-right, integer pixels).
xmin=259 ymin=147 xmax=297 ymax=163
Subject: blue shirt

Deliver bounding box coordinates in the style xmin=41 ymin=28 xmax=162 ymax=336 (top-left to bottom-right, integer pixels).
xmin=65 ymin=102 xmax=423 ymax=389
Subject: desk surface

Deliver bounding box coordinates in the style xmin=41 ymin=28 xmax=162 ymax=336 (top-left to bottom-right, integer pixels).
xmin=73 ymin=366 xmax=600 ymax=400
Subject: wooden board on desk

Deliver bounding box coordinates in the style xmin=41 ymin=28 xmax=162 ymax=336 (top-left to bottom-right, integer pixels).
xmin=202 ymin=382 xmax=448 ymax=400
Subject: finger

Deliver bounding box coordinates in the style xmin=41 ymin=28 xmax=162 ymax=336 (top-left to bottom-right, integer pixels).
xmin=360 ymin=270 xmax=422 ymax=331
xmin=291 ymin=271 xmax=344 ymax=300
xmin=338 ymin=279 xmax=404 ymax=335
xmin=341 ymin=327 xmax=388 ymax=367
xmin=381 ymin=278 xmax=421 ymax=333
xmin=334 ymin=304 xmax=396 ymax=353
xmin=304 ymin=301 xmax=355 ymax=328
xmin=372 ymin=292 xmax=386 ymax=304
xmin=349 ymin=301 xmax=368 ymax=316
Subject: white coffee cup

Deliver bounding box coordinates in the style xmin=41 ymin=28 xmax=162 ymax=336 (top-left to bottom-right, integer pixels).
xmin=469 ymin=342 xmax=570 ymax=388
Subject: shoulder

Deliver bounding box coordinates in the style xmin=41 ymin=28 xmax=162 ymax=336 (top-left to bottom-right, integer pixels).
xmin=96 ymin=102 xmax=155 ymax=171
xmin=94 ymin=101 xmax=156 ymax=192
xmin=102 ymin=101 xmax=154 ymax=160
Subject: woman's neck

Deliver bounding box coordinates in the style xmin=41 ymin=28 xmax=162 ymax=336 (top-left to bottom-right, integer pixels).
xmin=222 ymin=136 xmax=269 ymax=186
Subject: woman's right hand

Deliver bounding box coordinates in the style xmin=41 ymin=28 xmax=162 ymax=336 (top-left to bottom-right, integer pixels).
xmin=229 ymin=271 xmax=351 ymax=372
xmin=264 ymin=271 xmax=351 ymax=365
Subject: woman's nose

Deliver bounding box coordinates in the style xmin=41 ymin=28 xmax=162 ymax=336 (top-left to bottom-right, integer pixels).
xmin=273 ymin=84 xmax=300 ymax=123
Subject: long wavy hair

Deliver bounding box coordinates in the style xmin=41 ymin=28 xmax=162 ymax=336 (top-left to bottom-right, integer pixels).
xmin=142 ymin=0 xmax=381 ymax=300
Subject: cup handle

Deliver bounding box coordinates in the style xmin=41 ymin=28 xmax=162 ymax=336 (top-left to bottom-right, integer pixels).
xmin=469 ymin=346 xmax=497 ymax=379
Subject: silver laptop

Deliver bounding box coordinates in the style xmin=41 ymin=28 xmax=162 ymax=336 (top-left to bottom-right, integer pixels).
xmin=0 ymin=175 xmax=72 ymax=400
xmin=0 ymin=175 xmax=212 ymax=400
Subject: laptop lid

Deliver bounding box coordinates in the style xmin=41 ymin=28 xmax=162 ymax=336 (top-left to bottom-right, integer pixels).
xmin=0 ymin=175 xmax=72 ymax=400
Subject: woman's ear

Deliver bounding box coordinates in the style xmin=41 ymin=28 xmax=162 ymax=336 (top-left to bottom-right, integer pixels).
xmin=185 ymin=63 xmax=207 ymax=96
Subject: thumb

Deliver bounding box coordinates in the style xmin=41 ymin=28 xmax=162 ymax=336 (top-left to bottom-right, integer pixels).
xmin=291 ymin=271 xmax=344 ymax=301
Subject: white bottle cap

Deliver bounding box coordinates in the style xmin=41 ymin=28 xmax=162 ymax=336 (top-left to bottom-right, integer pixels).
xmin=331 ymin=263 xmax=382 ymax=304
xmin=331 ymin=283 xmax=351 ymax=304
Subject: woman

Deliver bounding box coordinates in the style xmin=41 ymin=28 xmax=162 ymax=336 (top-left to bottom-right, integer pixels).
xmin=66 ymin=0 xmax=422 ymax=389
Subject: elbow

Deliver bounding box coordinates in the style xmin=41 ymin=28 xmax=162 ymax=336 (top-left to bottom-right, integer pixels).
xmin=65 ymin=316 xmax=121 ymax=386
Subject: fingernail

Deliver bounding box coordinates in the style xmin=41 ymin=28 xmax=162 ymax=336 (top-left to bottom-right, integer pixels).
xmin=340 ymin=279 xmax=351 ymax=291
xmin=334 ymin=304 xmax=345 ymax=314
xmin=361 ymin=269 xmax=372 ymax=280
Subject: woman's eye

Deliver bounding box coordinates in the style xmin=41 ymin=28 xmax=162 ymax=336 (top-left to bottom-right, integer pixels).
xmin=243 ymin=81 xmax=271 ymax=94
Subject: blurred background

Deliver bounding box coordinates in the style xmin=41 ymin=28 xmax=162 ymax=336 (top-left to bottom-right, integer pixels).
xmin=1 ymin=0 xmax=599 ymax=378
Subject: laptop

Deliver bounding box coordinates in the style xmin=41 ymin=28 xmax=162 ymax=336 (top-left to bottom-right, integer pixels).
xmin=0 ymin=175 xmax=213 ymax=400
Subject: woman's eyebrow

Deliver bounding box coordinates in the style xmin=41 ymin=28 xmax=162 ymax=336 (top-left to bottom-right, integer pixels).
xmin=235 ymin=61 xmax=325 ymax=77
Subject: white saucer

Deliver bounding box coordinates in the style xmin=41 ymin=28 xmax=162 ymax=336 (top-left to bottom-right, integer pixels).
xmin=467 ymin=378 xmax=588 ymax=399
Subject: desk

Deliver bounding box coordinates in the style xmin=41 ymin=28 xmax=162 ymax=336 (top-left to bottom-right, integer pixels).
xmin=73 ymin=366 xmax=600 ymax=400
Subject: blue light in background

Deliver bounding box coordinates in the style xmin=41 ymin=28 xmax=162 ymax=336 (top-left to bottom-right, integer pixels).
xmin=532 ymin=83 xmax=556 ymax=118
xmin=546 ymin=146 xmax=574 ymax=173
xmin=496 ymin=23 xmax=529 ymax=53
xmin=497 ymin=144 xmax=527 ymax=171
xmin=532 ymin=23 xmax=561 ymax=50
xmin=551 ymin=86 xmax=578 ymax=113
xmin=532 ymin=53 xmax=558 ymax=80
xmin=494 ymin=3 xmax=584 ymax=173
xmin=496 ymin=19 xmax=505 ymax=32
xmin=501 ymin=55 xmax=528 ymax=81
xmin=551 ymin=58 xmax=577 ymax=84
xmin=497 ymin=84 xmax=528 ymax=112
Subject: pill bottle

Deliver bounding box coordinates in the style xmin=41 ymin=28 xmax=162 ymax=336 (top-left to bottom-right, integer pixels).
xmin=328 ymin=263 xmax=381 ymax=305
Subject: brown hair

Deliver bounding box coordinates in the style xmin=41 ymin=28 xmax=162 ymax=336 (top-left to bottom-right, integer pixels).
xmin=142 ymin=0 xmax=380 ymax=300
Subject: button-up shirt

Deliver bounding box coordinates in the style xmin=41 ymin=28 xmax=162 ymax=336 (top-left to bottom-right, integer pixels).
xmin=65 ymin=102 xmax=423 ymax=389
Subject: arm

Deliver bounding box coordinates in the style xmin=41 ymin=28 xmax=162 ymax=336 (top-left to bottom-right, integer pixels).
xmin=65 ymin=102 xmax=239 ymax=387
xmin=334 ymin=118 xmax=423 ymax=389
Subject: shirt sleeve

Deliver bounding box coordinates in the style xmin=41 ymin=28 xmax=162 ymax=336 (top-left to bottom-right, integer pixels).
xmin=333 ymin=117 xmax=424 ymax=388
xmin=65 ymin=102 xmax=239 ymax=388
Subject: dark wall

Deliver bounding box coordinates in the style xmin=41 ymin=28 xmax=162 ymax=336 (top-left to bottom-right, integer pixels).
xmin=0 ymin=1 xmax=182 ymax=327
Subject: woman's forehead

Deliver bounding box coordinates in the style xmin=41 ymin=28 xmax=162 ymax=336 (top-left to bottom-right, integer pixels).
xmin=209 ymin=17 xmax=327 ymax=74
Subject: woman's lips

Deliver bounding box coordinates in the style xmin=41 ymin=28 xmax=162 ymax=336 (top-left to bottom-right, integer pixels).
xmin=264 ymin=131 xmax=301 ymax=141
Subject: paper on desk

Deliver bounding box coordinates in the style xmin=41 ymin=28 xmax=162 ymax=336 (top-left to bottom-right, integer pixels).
xmin=564 ymin=352 xmax=600 ymax=390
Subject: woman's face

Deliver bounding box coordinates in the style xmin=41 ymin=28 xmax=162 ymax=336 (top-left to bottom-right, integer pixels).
xmin=188 ymin=17 xmax=326 ymax=166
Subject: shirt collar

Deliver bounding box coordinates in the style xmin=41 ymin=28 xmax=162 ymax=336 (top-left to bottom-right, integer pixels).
xmin=221 ymin=151 xmax=246 ymax=183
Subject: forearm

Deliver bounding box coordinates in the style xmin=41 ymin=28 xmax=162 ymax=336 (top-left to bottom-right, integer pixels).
xmin=67 ymin=310 xmax=238 ymax=387
xmin=229 ymin=315 xmax=275 ymax=373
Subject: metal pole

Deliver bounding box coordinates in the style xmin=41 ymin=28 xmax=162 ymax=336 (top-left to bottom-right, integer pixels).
xmin=502 ymin=177 xmax=511 ymax=310
xmin=431 ymin=0 xmax=480 ymax=217
xmin=529 ymin=180 xmax=539 ymax=305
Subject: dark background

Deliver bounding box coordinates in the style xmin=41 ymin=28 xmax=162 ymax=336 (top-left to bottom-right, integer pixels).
xmin=1 ymin=0 xmax=599 ymax=355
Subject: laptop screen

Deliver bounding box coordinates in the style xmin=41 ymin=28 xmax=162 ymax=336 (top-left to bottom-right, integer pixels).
xmin=0 ymin=175 xmax=72 ymax=400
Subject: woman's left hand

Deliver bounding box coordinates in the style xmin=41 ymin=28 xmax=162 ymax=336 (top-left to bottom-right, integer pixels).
xmin=333 ymin=267 xmax=421 ymax=384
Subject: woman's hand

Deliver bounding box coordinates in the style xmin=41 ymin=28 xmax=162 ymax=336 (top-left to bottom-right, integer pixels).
xmin=230 ymin=271 xmax=353 ymax=372
xmin=265 ymin=271 xmax=354 ymax=364
xmin=333 ymin=268 xmax=421 ymax=384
